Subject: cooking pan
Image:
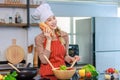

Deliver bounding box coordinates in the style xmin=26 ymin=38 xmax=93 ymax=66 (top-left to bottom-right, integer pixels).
xmin=10 ymin=63 xmax=38 ymax=80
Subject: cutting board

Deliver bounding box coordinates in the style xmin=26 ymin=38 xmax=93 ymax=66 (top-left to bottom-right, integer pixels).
xmin=6 ymin=39 xmax=25 ymax=64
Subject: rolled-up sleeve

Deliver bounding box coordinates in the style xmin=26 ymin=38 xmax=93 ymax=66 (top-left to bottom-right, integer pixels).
xmin=62 ymin=31 xmax=73 ymax=63
xmin=35 ymin=34 xmax=51 ymax=64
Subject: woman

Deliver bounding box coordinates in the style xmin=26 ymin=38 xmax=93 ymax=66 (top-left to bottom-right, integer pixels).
xmin=32 ymin=3 xmax=80 ymax=78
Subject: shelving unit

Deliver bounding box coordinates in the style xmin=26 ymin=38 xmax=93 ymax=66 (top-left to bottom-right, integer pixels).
xmin=0 ymin=3 xmax=27 ymax=8
xmin=0 ymin=23 xmax=27 ymax=28
xmin=0 ymin=0 xmax=29 ymax=65
xmin=30 ymin=23 xmax=39 ymax=26
xmin=0 ymin=0 xmax=30 ymax=28
xmin=0 ymin=0 xmax=40 ymax=28
xmin=0 ymin=0 xmax=39 ymax=65
xmin=29 ymin=5 xmax=39 ymax=8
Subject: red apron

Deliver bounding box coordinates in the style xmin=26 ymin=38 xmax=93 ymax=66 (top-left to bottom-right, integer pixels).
xmin=39 ymin=39 xmax=66 ymax=77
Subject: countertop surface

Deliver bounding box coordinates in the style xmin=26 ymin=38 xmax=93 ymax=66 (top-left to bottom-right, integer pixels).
xmin=33 ymin=73 xmax=113 ymax=80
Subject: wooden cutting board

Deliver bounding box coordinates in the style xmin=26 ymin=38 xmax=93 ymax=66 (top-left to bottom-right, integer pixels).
xmin=6 ymin=39 xmax=25 ymax=64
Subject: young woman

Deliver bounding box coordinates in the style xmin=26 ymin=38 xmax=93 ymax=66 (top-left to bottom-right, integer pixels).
xmin=32 ymin=3 xmax=80 ymax=78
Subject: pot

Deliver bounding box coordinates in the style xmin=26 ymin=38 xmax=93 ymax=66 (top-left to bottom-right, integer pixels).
xmin=11 ymin=63 xmax=38 ymax=80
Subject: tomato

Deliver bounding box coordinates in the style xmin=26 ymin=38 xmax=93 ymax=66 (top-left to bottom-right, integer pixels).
xmin=107 ymin=68 xmax=115 ymax=74
xmin=86 ymin=72 xmax=92 ymax=78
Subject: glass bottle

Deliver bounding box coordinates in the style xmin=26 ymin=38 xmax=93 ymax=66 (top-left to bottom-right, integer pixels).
xmin=15 ymin=12 xmax=22 ymax=23
xmin=15 ymin=12 xmax=18 ymax=23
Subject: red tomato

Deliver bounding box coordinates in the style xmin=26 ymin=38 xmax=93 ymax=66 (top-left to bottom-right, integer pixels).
xmin=86 ymin=72 xmax=92 ymax=78
xmin=107 ymin=68 xmax=115 ymax=74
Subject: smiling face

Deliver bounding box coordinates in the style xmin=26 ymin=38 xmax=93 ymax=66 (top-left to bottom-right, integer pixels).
xmin=45 ymin=15 xmax=57 ymax=30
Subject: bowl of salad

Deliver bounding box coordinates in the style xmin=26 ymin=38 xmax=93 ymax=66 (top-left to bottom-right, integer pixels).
xmin=52 ymin=65 xmax=76 ymax=79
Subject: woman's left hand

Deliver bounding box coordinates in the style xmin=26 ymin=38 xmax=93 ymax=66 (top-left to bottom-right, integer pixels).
xmin=73 ymin=55 xmax=80 ymax=62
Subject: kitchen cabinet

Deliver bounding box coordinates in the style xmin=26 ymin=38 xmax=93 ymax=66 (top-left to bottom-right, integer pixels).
xmin=94 ymin=17 xmax=120 ymax=73
xmin=95 ymin=17 xmax=120 ymax=51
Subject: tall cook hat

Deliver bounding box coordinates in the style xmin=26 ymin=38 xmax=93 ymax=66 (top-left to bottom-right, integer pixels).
xmin=32 ymin=3 xmax=54 ymax=22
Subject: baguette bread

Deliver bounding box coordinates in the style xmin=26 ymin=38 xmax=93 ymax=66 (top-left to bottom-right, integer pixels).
xmin=39 ymin=22 xmax=53 ymax=36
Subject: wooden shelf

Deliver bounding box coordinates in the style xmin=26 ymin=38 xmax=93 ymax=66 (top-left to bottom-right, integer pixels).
xmin=30 ymin=23 xmax=39 ymax=26
xmin=30 ymin=5 xmax=39 ymax=8
xmin=0 ymin=23 xmax=27 ymax=28
xmin=0 ymin=3 xmax=27 ymax=8
xmin=0 ymin=3 xmax=40 ymax=8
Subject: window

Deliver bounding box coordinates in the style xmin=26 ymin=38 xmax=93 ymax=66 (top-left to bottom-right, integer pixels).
xmin=118 ymin=8 xmax=120 ymax=17
xmin=56 ymin=17 xmax=70 ymax=33
xmin=56 ymin=17 xmax=73 ymax=44
xmin=56 ymin=17 xmax=91 ymax=44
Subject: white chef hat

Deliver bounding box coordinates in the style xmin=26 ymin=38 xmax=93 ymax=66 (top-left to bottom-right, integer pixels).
xmin=31 ymin=3 xmax=54 ymax=22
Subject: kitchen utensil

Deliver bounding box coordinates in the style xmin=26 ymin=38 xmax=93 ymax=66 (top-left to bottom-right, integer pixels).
xmin=70 ymin=59 xmax=77 ymax=68
xmin=6 ymin=39 xmax=25 ymax=64
xmin=43 ymin=55 xmax=76 ymax=79
xmin=11 ymin=63 xmax=38 ymax=80
xmin=27 ymin=45 xmax=34 ymax=67
xmin=28 ymin=44 xmax=33 ymax=53
xmin=33 ymin=47 xmax=38 ymax=67
xmin=8 ymin=63 xmax=20 ymax=72
xmin=43 ymin=55 xmax=55 ymax=69
xmin=25 ymin=63 xmax=31 ymax=68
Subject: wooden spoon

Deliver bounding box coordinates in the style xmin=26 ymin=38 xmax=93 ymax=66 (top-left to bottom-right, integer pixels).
xmin=70 ymin=59 xmax=77 ymax=68
xmin=8 ymin=63 xmax=20 ymax=72
xmin=43 ymin=55 xmax=55 ymax=69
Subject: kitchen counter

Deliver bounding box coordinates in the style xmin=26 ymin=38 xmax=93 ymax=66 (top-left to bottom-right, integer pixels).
xmin=33 ymin=73 xmax=80 ymax=80
xmin=33 ymin=73 xmax=110 ymax=80
xmin=1 ymin=68 xmax=119 ymax=80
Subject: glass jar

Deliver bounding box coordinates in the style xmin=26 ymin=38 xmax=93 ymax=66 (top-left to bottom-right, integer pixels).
xmin=9 ymin=17 xmax=13 ymax=23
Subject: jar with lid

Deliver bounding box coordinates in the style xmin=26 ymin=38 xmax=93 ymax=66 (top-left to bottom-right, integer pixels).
xmin=9 ymin=17 xmax=13 ymax=23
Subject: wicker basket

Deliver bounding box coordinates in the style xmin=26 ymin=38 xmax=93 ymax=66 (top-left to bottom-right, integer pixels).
xmin=52 ymin=68 xmax=76 ymax=79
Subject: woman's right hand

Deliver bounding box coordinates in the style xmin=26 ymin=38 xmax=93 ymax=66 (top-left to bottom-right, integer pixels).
xmin=43 ymin=27 xmax=52 ymax=52
xmin=43 ymin=27 xmax=52 ymax=40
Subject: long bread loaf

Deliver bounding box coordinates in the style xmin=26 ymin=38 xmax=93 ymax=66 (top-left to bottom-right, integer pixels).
xmin=39 ymin=22 xmax=53 ymax=36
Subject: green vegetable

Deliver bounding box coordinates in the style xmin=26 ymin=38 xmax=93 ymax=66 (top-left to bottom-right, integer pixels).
xmin=60 ymin=65 xmax=67 ymax=70
xmin=82 ymin=64 xmax=98 ymax=77
xmin=3 ymin=71 xmax=18 ymax=80
xmin=11 ymin=71 xmax=18 ymax=77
